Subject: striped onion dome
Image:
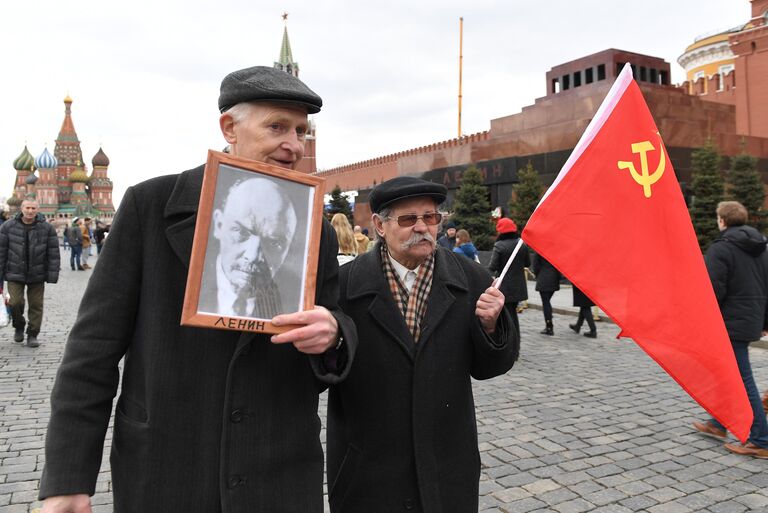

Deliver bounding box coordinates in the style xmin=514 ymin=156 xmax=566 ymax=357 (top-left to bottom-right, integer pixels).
xmin=69 ymin=168 xmax=90 ymax=183
xmin=25 ymin=172 xmax=38 ymax=185
xmin=34 ymin=147 xmax=58 ymax=169
xmin=91 ymin=147 xmax=110 ymax=167
xmin=7 ymin=195 xmax=22 ymax=207
xmin=13 ymin=146 xmax=35 ymax=171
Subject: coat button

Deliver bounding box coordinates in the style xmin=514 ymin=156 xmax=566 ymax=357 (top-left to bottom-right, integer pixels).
xmin=227 ymin=475 xmax=244 ymax=489
xmin=403 ymin=498 xmax=414 ymax=510
xmin=230 ymin=409 xmax=243 ymax=423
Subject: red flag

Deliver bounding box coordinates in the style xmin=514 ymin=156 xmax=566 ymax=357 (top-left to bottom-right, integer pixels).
xmin=522 ymin=64 xmax=752 ymax=442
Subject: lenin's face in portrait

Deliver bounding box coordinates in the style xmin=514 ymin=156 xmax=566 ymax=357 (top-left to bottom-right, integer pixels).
xmin=213 ymin=178 xmax=297 ymax=294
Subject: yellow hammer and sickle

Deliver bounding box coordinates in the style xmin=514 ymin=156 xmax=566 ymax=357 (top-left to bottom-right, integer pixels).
xmin=617 ymin=138 xmax=666 ymax=198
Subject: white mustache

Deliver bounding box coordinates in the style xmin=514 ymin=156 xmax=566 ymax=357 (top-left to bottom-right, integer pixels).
xmin=402 ymin=232 xmax=436 ymax=249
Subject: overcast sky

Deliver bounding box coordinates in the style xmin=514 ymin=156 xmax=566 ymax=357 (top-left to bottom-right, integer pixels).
xmin=0 ymin=0 xmax=750 ymax=209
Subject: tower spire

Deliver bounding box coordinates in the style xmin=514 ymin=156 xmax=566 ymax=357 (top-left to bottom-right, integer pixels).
xmin=274 ymin=13 xmax=299 ymax=77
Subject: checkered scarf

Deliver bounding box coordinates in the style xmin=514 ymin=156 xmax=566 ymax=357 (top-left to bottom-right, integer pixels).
xmin=380 ymin=241 xmax=435 ymax=342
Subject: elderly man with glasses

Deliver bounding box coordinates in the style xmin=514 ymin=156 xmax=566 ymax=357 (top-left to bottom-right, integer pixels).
xmin=325 ymin=176 xmax=519 ymax=513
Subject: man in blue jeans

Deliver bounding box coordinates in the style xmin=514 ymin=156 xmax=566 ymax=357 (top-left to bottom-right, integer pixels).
xmin=68 ymin=217 xmax=84 ymax=271
xmin=693 ymin=201 xmax=768 ymax=458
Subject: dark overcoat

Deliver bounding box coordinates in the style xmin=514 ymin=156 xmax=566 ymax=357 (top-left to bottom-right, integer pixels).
xmin=327 ymin=245 xmax=518 ymax=513
xmin=532 ymin=253 xmax=561 ymax=292
xmin=572 ymin=285 xmax=594 ymax=308
xmin=39 ymin=165 xmax=357 ymax=513
xmin=488 ymin=234 xmax=530 ymax=303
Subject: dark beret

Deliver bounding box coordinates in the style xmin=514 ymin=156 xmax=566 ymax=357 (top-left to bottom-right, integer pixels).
xmin=218 ymin=65 xmax=322 ymax=114
xmin=369 ymin=176 xmax=447 ymax=213
xmin=444 ymin=220 xmax=456 ymax=229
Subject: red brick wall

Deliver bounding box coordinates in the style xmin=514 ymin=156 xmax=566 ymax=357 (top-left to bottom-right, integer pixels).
xmin=731 ymin=24 xmax=768 ymax=138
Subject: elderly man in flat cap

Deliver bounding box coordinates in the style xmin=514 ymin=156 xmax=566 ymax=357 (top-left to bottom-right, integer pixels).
xmin=326 ymin=176 xmax=518 ymax=513
xmin=39 ymin=66 xmax=356 ymax=513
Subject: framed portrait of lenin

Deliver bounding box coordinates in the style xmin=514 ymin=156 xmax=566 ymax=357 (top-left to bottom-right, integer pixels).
xmin=182 ymin=150 xmax=325 ymax=334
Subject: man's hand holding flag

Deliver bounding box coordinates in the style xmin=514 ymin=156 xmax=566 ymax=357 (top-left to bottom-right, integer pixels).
xmin=520 ymin=64 xmax=752 ymax=442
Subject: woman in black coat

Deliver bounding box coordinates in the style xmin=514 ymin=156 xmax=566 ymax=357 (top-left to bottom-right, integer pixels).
xmin=488 ymin=217 xmax=530 ymax=339
xmin=569 ymin=285 xmax=597 ymax=338
xmin=531 ymin=253 xmax=561 ymax=335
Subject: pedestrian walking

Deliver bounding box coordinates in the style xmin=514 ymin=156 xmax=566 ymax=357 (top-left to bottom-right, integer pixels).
xmin=692 ymin=201 xmax=768 ymax=458
xmin=80 ymin=217 xmax=92 ymax=269
xmin=67 ymin=218 xmax=84 ymax=271
xmin=569 ymin=285 xmax=597 ymax=338
xmin=488 ymin=217 xmax=530 ymax=339
xmin=0 ymin=199 xmax=60 ymax=347
xmin=93 ymin=220 xmax=109 ymax=254
xmin=532 ymin=253 xmax=561 ymax=335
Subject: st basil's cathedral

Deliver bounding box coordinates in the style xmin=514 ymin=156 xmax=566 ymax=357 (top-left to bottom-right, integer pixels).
xmin=8 ymin=95 xmax=115 ymax=231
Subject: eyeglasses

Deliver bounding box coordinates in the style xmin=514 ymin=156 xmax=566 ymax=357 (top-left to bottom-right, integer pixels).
xmin=386 ymin=212 xmax=443 ymax=227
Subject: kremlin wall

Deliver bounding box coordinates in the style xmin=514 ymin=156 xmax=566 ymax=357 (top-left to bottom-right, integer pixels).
xmin=316 ymin=0 xmax=768 ymax=231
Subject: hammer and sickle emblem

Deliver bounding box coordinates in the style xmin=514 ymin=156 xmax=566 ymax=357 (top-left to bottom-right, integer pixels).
xmin=617 ymin=137 xmax=666 ymax=198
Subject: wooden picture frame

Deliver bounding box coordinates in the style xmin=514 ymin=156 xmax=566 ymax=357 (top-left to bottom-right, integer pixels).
xmin=181 ymin=150 xmax=325 ymax=334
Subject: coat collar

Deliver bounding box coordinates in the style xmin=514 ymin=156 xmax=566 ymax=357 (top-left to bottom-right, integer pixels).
xmin=347 ymin=246 xmax=468 ymax=299
xmin=164 ymin=165 xmax=205 ymax=218
xmin=346 ymin=246 xmax=469 ymax=358
xmin=163 ymin=165 xmax=205 ymax=270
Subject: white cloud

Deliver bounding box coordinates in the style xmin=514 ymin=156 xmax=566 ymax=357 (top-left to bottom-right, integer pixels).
xmin=0 ymin=0 xmax=750 ymax=207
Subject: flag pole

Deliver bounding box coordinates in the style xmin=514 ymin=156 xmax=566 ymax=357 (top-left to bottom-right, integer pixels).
xmin=458 ymin=17 xmax=463 ymax=139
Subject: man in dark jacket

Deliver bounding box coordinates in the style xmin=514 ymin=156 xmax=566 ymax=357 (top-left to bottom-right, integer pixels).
xmin=327 ymin=177 xmax=518 ymax=513
xmin=67 ymin=217 xmax=84 ymax=271
xmin=0 ymin=199 xmax=60 ymax=347
xmin=693 ymin=201 xmax=768 ymax=458
xmin=39 ymin=66 xmax=357 ymax=513
xmin=436 ymin=220 xmax=456 ymax=250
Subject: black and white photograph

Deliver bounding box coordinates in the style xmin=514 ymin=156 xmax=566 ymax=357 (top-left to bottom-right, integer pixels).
xmin=182 ymin=150 xmax=324 ymax=333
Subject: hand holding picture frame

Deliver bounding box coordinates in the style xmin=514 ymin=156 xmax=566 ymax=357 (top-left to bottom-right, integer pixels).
xmin=181 ymin=150 xmax=325 ymax=334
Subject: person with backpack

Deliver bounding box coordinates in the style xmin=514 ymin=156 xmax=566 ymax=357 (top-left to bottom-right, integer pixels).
xmin=68 ymin=217 xmax=84 ymax=271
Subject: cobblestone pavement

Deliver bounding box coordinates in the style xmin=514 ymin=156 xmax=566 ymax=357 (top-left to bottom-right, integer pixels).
xmin=2 ymin=259 xmax=768 ymax=512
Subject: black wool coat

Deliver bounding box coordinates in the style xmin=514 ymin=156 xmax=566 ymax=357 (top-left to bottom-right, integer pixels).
xmin=532 ymin=253 xmax=561 ymax=292
xmin=0 ymin=213 xmax=60 ymax=284
xmin=39 ymin=166 xmax=357 ymax=513
xmin=572 ymin=285 xmax=594 ymax=308
xmin=488 ymin=234 xmax=530 ymax=303
xmin=327 ymin=246 xmax=518 ymax=513
xmin=705 ymin=225 xmax=768 ymax=342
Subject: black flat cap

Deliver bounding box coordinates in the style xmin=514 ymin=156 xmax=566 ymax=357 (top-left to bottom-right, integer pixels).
xmin=218 ymin=65 xmax=322 ymax=114
xmin=369 ymin=176 xmax=447 ymax=213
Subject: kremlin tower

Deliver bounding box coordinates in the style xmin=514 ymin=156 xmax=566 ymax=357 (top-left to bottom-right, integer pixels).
xmin=274 ymin=14 xmax=317 ymax=174
xmin=7 ymin=96 xmax=115 ymax=229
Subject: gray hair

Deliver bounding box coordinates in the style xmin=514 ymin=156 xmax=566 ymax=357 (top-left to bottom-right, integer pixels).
xmin=225 ymin=102 xmax=256 ymax=125
xmin=372 ymin=207 xmax=393 ymax=242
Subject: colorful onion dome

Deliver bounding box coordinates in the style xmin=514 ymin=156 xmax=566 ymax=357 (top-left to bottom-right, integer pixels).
xmin=69 ymin=168 xmax=90 ymax=183
xmin=7 ymin=195 xmax=22 ymax=207
xmin=13 ymin=146 xmax=35 ymax=171
xmin=91 ymin=147 xmax=110 ymax=167
xmin=25 ymin=172 xmax=38 ymax=185
xmin=34 ymin=147 xmax=58 ymax=169
xmin=64 ymin=94 xmax=73 ymax=104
